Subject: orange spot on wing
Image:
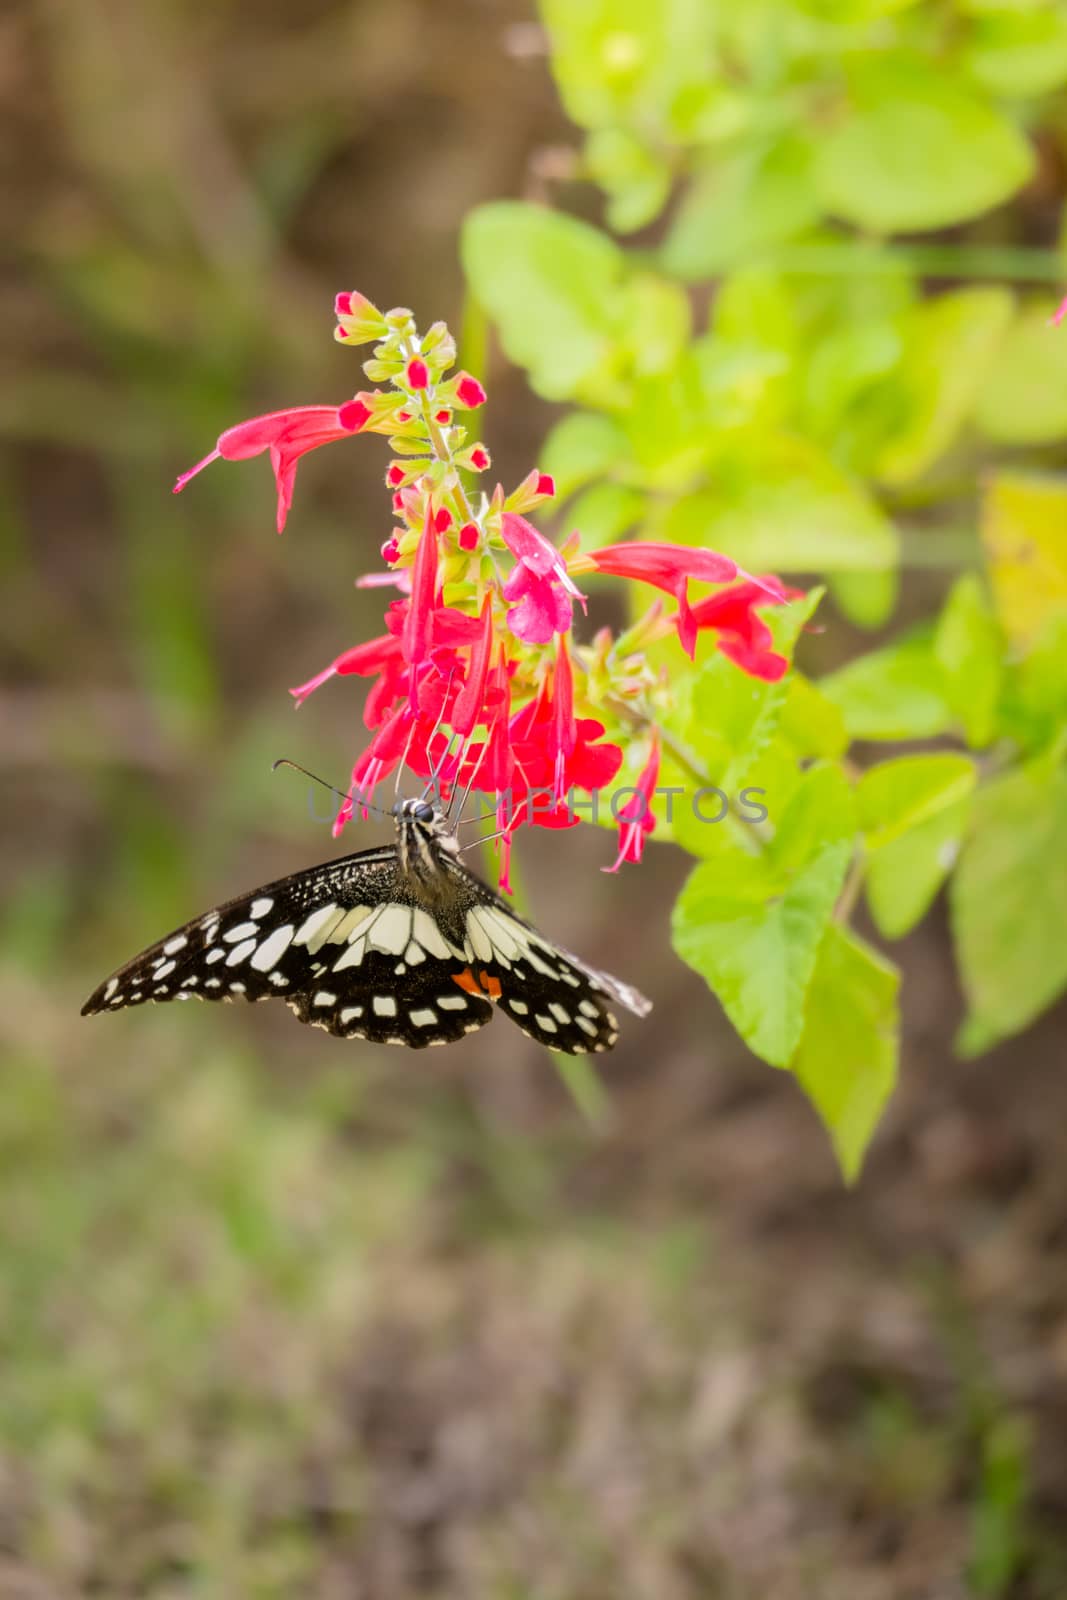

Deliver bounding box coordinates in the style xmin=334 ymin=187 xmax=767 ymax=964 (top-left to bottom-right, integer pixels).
xmin=479 ymin=970 xmax=502 ymax=1000
xmin=453 ymin=968 xmax=484 ymax=997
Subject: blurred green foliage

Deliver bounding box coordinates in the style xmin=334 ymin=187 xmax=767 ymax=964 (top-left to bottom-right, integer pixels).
xmin=462 ymin=0 xmax=1067 ymax=1178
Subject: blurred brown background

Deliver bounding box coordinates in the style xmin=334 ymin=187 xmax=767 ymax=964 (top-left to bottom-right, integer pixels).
xmin=3 ymin=1 xmax=1067 ymax=1595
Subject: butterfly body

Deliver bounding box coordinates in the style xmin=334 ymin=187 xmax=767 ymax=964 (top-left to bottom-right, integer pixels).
xmin=82 ymin=799 xmax=651 ymax=1052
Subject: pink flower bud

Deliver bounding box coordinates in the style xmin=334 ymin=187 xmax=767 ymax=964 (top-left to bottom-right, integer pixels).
xmin=536 ymin=473 xmax=555 ymax=498
xmin=455 ymin=373 xmax=487 ymax=408
xmin=386 ymin=463 xmax=405 ymax=487
xmin=433 ymin=507 xmax=453 ymax=533
xmin=395 ymin=410 xmax=412 ymax=424
xmin=458 ymin=522 xmax=479 ymax=551
xmin=335 ymin=292 xmax=353 ymax=316
xmin=380 ymin=538 xmax=400 ymax=564
xmin=435 ymin=409 xmax=451 ymax=425
xmin=338 ymin=398 xmax=373 ymax=432
xmin=469 ymin=446 xmax=490 ymax=471
xmin=392 ymin=492 xmax=404 ymax=512
xmin=406 ymin=358 xmax=430 ymax=390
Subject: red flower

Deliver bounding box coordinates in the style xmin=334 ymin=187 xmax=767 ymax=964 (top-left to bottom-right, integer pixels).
xmin=458 ymin=522 xmax=479 ymax=552
xmin=406 ymin=358 xmax=430 ymax=389
xmin=174 ymin=405 xmax=359 ymax=533
xmin=605 ymin=736 xmax=660 ymax=873
xmin=469 ymin=446 xmax=490 ymax=471
xmin=688 ymin=579 xmax=794 ymax=682
xmin=583 ymin=541 xmax=739 ymax=658
xmin=501 ymin=512 xmax=585 ymax=645
xmin=290 ymin=632 xmax=404 ymax=712
xmin=338 ymin=397 xmax=373 ymax=432
xmin=455 ymin=372 xmax=487 ymax=408
xmin=402 ymin=508 xmax=440 ymax=694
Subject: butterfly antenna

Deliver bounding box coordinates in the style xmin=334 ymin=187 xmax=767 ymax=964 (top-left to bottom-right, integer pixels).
xmin=271 ymin=758 xmax=391 ymax=823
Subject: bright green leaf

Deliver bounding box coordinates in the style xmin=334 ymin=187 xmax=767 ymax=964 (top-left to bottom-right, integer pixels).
xmin=661 ymin=434 xmax=898 ymax=574
xmin=820 ymin=627 xmax=955 ymax=740
xmin=540 ymin=412 xmax=628 ymax=500
xmin=981 ymin=472 xmax=1067 ymax=650
xmin=934 ymin=573 xmax=1003 ymax=748
xmin=866 ymin=797 xmax=969 ymax=939
xmin=792 ymin=926 xmax=899 ymax=1183
xmin=662 ymin=134 xmax=820 ymax=279
xmin=815 ymin=57 xmax=1034 ymax=232
xmin=952 ymin=760 xmax=1067 ymax=1049
xmin=621 ymin=272 xmax=692 ymax=378
xmin=965 ymin=9 xmax=1067 ymax=97
xmin=974 ymin=300 xmax=1067 ymax=445
xmin=565 ymin=482 xmax=644 ymax=549
xmin=779 ymin=673 xmax=850 ymax=760
xmin=461 ymin=203 xmax=625 ymax=400
xmin=857 ymin=753 xmax=977 ymax=851
xmin=829 ymin=568 xmax=899 ymax=629
xmin=876 ymin=288 xmax=1014 ymax=485
xmin=585 ymin=127 xmax=672 ymax=233
xmin=671 ymin=766 xmax=854 ymax=1067
xmin=672 ymin=839 xmax=851 ymax=1068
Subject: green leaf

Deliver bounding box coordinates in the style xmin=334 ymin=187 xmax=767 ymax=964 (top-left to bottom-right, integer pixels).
xmin=952 ymin=760 xmax=1067 ymax=1050
xmin=792 ymin=926 xmax=899 ymax=1183
xmin=585 ymin=127 xmax=672 ymax=233
xmin=857 ymin=753 xmax=977 ymax=851
xmin=934 ymin=574 xmax=1003 ymax=748
xmin=539 ymin=0 xmax=721 ymax=133
xmin=974 ymin=300 xmax=1067 ymax=445
xmin=779 ymin=673 xmax=850 ymax=760
xmin=828 ymin=568 xmax=899 ymax=629
xmin=540 ymin=412 xmax=628 ymax=500
xmin=820 ymin=627 xmax=955 ymax=740
xmin=981 ymin=472 xmax=1067 ymax=651
xmin=815 ymin=56 xmax=1034 ymax=232
xmin=671 ymin=766 xmax=854 ymax=1068
xmin=964 ymin=9 xmax=1067 ymax=97
xmin=564 ymin=482 xmax=644 ymax=549
xmin=621 ymin=272 xmax=692 ymax=377
xmin=662 ymin=134 xmax=820 ymax=279
xmin=461 ymin=203 xmax=625 ymax=400
xmin=661 ymin=434 xmax=898 ymax=574
xmin=866 ymin=798 xmax=969 ymax=939
xmin=876 ymin=287 xmax=1014 ymax=485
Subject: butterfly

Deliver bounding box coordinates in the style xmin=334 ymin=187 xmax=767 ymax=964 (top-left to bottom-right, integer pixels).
xmin=81 ymin=796 xmax=652 ymax=1052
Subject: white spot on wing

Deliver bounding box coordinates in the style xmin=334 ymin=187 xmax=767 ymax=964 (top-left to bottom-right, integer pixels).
xmin=373 ymin=995 xmax=397 ymax=1017
xmin=368 ymin=906 xmax=412 ymax=955
xmin=313 ymin=991 xmax=337 ymax=1007
xmin=153 ymin=959 xmax=176 ymax=980
xmin=225 ymin=938 xmax=257 ymax=967
xmin=340 ymin=1006 xmax=363 ymax=1024
xmin=438 ymin=994 xmax=467 ymax=1011
xmin=249 ymin=924 xmax=294 ymax=972
xmin=293 ymin=904 xmax=342 ymax=951
xmin=224 ymin=921 xmax=258 ymax=943
xmin=548 ymin=1002 xmax=570 ymax=1025
xmin=250 ymin=897 xmax=273 ymax=919
xmin=534 ymin=1013 xmax=557 ymax=1034
xmin=412 ymin=909 xmax=452 ymax=961
xmin=206 ymin=947 xmax=225 ymax=965
xmin=410 ymin=1008 xmax=437 ymax=1028
xmin=508 ymin=999 xmax=529 ymax=1016
xmin=163 ymin=935 xmax=188 ymax=956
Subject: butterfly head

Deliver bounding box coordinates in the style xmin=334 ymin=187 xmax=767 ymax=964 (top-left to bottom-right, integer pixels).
xmin=393 ymin=795 xmax=459 ymax=893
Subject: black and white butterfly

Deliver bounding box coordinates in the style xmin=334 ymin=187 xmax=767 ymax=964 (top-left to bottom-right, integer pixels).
xmin=81 ymin=796 xmax=651 ymax=1052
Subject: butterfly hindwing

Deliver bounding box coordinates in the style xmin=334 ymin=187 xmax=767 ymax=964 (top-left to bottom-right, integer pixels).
xmin=450 ymin=884 xmax=651 ymax=1055
xmin=287 ymin=951 xmax=492 ymax=1047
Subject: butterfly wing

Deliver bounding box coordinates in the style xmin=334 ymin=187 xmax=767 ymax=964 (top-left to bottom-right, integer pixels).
xmin=81 ymin=847 xmax=493 ymax=1048
xmin=442 ymin=860 xmax=652 ymax=1055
